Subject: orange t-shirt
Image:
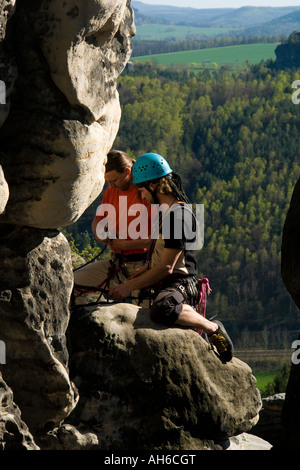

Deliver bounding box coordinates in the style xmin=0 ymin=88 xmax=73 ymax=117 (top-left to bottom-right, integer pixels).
xmin=95 ymin=186 xmax=151 ymax=256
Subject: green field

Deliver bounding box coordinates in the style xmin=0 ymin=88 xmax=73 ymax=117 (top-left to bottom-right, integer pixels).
xmin=235 ymin=349 xmax=291 ymax=395
xmin=132 ymin=43 xmax=277 ymax=69
xmin=254 ymin=371 xmax=278 ymax=392
xmin=135 ymin=24 xmax=238 ymax=41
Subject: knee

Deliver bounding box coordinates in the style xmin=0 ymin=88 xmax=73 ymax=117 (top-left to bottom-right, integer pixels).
xmin=150 ymin=302 xmax=165 ymax=324
xmin=150 ymin=289 xmax=184 ymax=327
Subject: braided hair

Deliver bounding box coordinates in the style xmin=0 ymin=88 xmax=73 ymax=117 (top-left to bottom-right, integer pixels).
xmin=141 ymin=171 xmax=191 ymax=205
xmin=165 ymin=171 xmax=191 ymax=204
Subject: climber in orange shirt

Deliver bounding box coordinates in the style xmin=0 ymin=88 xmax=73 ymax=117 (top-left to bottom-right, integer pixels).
xmin=74 ymin=150 xmax=152 ymax=305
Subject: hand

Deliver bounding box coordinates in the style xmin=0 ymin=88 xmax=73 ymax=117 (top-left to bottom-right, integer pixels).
xmin=109 ymin=283 xmax=132 ymax=301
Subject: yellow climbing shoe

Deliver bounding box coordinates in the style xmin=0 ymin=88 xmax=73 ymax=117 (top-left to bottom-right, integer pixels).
xmin=209 ymin=320 xmax=233 ymax=363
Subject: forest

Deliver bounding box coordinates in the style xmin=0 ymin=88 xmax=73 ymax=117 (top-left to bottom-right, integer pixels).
xmin=66 ymin=59 xmax=300 ymax=346
xmin=132 ymin=34 xmax=283 ymax=57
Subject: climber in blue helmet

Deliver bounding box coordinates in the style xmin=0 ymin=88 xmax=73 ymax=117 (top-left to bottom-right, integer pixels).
xmin=109 ymin=153 xmax=233 ymax=363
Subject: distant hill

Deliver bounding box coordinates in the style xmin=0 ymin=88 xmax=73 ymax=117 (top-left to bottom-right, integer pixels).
xmin=244 ymin=10 xmax=300 ymax=36
xmin=133 ymin=2 xmax=300 ymax=29
xmin=210 ymin=6 xmax=300 ymax=28
xmin=132 ymin=2 xmax=300 ymax=37
xmin=133 ymin=2 xmax=232 ymax=25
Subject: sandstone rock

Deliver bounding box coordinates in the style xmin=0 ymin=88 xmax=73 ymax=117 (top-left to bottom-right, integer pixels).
xmin=223 ymin=432 xmax=272 ymax=450
xmin=0 ymin=225 xmax=78 ymax=435
xmin=0 ymin=166 xmax=9 ymax=214
xmin=263 ymin=392 xmax=286 ymax=412
xmin=0 ymin=0 xmax=135 ymax=229
xmin=37 ymin=423 xmax=99 ymax=450
xmin=41 ymin=423 xmax=221 ymax=450
xmin=0 ymin=0 xmax=18 ymax=129
xmin=29 ymin=0 xmax=135 ymax=122
xmin=251 ymin=393 xmax=285 ymax=447
xmin=0 ymin=372 xmax=39 ymax=450
xmin=67 ymin=303 xmax=262 ymax=450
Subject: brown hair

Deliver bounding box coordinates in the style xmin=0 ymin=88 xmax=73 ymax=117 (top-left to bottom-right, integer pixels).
xmin=105 ymin=150 xmax=135 ymax=174
xmin=155 ymin=177 xmax=173 ymax=195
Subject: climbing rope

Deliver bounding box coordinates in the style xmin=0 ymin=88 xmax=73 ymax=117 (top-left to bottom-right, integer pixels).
xmin=195 ymin=278 xmax=212 ymax=336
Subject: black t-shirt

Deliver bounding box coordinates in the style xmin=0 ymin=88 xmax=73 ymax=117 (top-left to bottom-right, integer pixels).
xmin=151 ymin=203 xmax=198 ymax=276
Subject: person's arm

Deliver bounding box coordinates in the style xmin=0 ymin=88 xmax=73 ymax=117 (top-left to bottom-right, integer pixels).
xmin=92 ymin=214 xmax=111 ymax=244
xmin=108 ymin=248 xmax=182 ymax=300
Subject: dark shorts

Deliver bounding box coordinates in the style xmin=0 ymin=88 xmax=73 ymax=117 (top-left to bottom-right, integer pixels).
xmin=150 ymin=287 xmax=185 ymax=327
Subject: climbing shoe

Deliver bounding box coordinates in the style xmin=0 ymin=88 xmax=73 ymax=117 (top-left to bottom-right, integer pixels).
xmin=208 ymin=321 xmax=233 ymax=363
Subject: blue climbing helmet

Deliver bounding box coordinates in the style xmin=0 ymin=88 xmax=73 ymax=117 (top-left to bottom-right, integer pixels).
xmin=132 ymin=153 xmax=172 ymax=185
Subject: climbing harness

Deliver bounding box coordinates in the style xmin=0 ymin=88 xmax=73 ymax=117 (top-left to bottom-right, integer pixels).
xmin=72 ymin=249 xmax=146 ymax=308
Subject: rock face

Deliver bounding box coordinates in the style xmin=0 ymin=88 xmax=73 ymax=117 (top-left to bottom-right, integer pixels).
xmin=0 ymin=225 xmax=78 ymax=435
xmin=0 ymin=0 xmax=135 ymax=229
xmin=0 ymin=0 xmax=17 ymax=129
xmin=0 ymin=372 xmax=39 ymax=450
xmin=251 ymin=393 xmax=286 ymax=448
xmin=0 ymin=166 xmax=9 ymax=214
xmin=0 ymin=1 xmax=15 ymax=217
xmin=66 ymin=304 xmax=262 ymax=450
xmin=0 ymin=0 xmax=139 ymax=451
xmin=281 ymin=175 xmax=300 ymax=449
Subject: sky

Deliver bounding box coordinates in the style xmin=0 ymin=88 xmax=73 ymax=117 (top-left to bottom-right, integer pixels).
xmin=140 ymin=0 xmax=300 ymax=8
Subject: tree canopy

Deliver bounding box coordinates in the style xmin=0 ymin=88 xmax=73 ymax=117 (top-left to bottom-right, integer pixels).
xmin=66 ymin=60 xmax=300 ymax=343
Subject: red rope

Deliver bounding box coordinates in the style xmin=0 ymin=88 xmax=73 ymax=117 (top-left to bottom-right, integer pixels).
xmin=195 ymin=278 xmax=211 ymax=336
xmin=74 ymin=267 xmax=121 ymax=298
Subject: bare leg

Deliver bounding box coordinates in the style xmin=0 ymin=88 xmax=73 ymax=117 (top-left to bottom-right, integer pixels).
xmin=175 ymin=304 xmax=218 ymax=335
xmin=174 ymin=304 xmax=233 ymax=362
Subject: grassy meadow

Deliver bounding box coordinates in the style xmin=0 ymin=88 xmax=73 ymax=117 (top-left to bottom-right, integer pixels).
xmin=255 ymin=371 xmax=278 ymax=391
xmin=132 ymin=43 xmax=277 ymax=70
xmin=235 ymin=349 xmax=292 ymax=395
